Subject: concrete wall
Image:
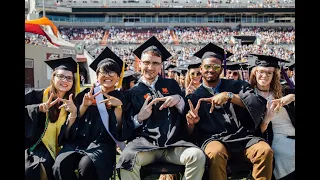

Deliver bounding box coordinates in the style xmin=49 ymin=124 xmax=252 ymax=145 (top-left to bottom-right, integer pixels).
xmin=25 ymin=44 xmax=64 ymax=89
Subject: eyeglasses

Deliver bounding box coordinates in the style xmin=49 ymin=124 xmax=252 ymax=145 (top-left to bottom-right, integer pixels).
xmin=141 ymin=61 xmax=162 ymax=67
xmin=227 ymin=71 xmax=238 ymax=76
xmin=190 ymin=72 xmax=201 ymax=77
xmin=99 ymin=71 xmax=117 ymax=77
xmin=256 ymin=70 xmax=274 ymax=77
xmin=55 ymin=74 xmax=73 ymax=82
xmin=202 ymin=64 xmax=222 ymax=72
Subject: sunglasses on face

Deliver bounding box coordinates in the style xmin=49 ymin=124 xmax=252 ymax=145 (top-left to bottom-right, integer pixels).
xmin=256 ymin=70 xmax=274 ymax=77
xmin=141 ymin=61 xmax=162 ymax=67
xmin=228 ymin=71 xmax=238 ymax=76
xmin=190 ymin=72 xmax=201 ymax=77
xmin=202 ymin=64 xmax=222 ymax=72
xmin=56 ymin=74 xmax=73 ymax=82
xmin=99 ymin=71 xmax=116 ymax=77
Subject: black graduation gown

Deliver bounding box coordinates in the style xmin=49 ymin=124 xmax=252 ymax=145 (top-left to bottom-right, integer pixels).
xmin=116 ymin=77 xmax=199 ymax=171
xmin=25 ymin=89 xmax=55 ymax=180
xmin=185 ymin=79 xmax=267 ymax=156
xmin=55 ymin=88 xmax=130 ymax=180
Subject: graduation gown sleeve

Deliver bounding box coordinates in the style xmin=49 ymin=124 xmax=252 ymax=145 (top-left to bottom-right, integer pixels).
xmin=25 ymin=89 xmax=46 ymax=149
xmin=236 ymin=80 xmax=267 ymax=129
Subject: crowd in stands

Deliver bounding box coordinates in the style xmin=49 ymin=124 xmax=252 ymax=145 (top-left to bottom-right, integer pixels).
xmin=58 ymin=26 xmax=105 ymax=46
xmin=108 ymin=27 xmax=173 ymax=44
xmin=25 ymin=33 xmax=49 ymax=46
xmin=25 ymin=26 xmax=295 ymax=62
xmin=174 ymin=27 xmax=295 ymax=45
xmin=56 ymin=26 xmax=295 ymax=45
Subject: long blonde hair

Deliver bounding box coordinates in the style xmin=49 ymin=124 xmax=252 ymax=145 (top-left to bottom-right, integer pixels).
xmin=184 ymin=68 xmax=201 ymax=89
xmin=249 ymin=67 xmax=282 ymax=99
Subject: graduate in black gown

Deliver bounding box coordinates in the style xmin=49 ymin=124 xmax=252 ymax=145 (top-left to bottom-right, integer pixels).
xmin=121 ymin=69 xmax=138 ymax=95
xmin=25 ymin=57 xmax=79 ymax=180
xmin=248 ymin=54 xmax=295 ymax=180
xmin=117 ymin=36 xmax=206 ymax=180
xmin=52 ymin=47 xmax=131 ymax=180
xmin=185 ymin=43 xmax=274 ymax=180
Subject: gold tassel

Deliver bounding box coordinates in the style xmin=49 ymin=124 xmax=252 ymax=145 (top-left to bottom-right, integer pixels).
xmin=116 ymin=62 xmax=125 ymax=89
xmin=76 ymin=63 xmax=81 ymax=95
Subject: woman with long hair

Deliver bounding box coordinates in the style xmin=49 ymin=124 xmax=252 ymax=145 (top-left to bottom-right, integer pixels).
xmin=25 ymin=57 xmax=78 ymax=180
xmin=249 ymin=54 xmax=295 ymax=180
xmin=52 ymin=47 xmax=130 ymax=180
xmin=184 ymin=60 xmax=202 ymax=96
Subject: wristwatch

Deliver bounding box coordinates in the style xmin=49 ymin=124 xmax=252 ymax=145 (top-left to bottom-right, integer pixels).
xmin=227 ymin=92 xmax=234 ymax=102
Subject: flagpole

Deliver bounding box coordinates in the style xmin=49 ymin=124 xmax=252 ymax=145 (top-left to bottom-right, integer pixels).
xmin=43 ymin=0 xmax=46 ymax=17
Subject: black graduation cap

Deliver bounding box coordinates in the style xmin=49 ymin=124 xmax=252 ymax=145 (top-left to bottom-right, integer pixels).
xmin=184 ymin=59 xmax=202 ymax=69
xmin=193 ymin=42 xmax=233 ymax=62
xmin=45 ymin=56 xmax=78 ymax=74
xmin=285 ymin=59 xmax=295 ymax=71
xmin=89 ymin=46 xmax=124 ymax=72
xmin=250 ymin=54 xmax=289 ymax=68
xmin=165 ymin=64 xmax=177 ymax=70
xmin=133 ymin=36 xmax=172 ymax=62
xmin=226 ymin=61 xmax=248 ymax=71
xmin=176 ymin=65 xmax=188 ymax=76
xmin=170 ymin=67 xmax=182 ymax=75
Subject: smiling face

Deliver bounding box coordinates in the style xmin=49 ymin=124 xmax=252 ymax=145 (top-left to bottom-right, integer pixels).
xmin=226 ymin=70 xmax=239 ymax=80
xmin=200 ymin=57 xmax=223 ymax=83
xmin=255 ymin=66 xmax=275 ymax=88
xmin=139 ymin=52 xmax=162 ymax=82
xmin=189 ymin=68 xmax=201 ymax=84
xmin=53 ymin=69 xmax=74 ymax=93
xmin=97 ymin=69 xmax=119 ymax=89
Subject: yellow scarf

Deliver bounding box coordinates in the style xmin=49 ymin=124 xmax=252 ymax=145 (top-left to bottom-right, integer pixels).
xmin=41 ymin=87 xmax=67 ymax=159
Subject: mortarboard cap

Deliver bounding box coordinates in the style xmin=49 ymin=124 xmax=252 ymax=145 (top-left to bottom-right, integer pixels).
xmin=133 ymin=36 xmax=172 ymax=62
xmin=184 ymin=59 xmax=202 ymax=69
xmin=226 ymin=61 xmax=248 ymax=71
xmin=177 ymin=65 xmax=188 ymax=76
xmin=45 ymin=56 xmax=78 ymax=74
xmin=89 ymin=46 xmax=124 ymax=72
xmin=165 ymin=64 xmax=177 ymax=70
xmin=250 ymin=54 xmax=289 ymax=68
xmin=285 ymin=59 xmax=295 ymax=71
xmin=89 ymin=46 xmax=126 ymax=89
xmin=193 ymin=43 xmax=233 ymax=62
xmin=170 ymin=67 xmax=182 ymax=75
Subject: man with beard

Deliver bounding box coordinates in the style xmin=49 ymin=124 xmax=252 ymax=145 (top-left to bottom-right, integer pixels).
xmin=185 ymin=43 xmax=274 ymax=180
xmin=116 ymin=36 xmax=206 ymax=180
